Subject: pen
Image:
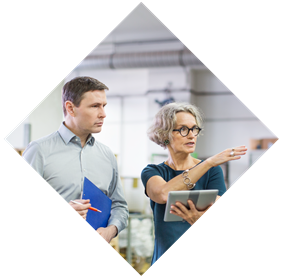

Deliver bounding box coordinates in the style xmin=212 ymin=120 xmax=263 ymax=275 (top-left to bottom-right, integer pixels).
xmin=70 ymin=200 xmax=102 ymax=213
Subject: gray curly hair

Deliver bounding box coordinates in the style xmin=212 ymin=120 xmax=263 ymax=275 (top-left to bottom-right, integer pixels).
xmin=147 ymin=102 xmax=204 ymax=149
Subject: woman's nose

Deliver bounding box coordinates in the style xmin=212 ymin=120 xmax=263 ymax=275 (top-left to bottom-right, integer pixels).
xmin=186 ymin=129 xmax=194 ymax=137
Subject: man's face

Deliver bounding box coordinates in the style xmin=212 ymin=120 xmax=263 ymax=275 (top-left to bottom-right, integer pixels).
xmin=73 ymin=90 xmax=107 ymax=135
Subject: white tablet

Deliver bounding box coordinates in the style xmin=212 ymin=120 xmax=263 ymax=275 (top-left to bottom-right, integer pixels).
xmin=164 ymin=190 xmax=219 ymax=222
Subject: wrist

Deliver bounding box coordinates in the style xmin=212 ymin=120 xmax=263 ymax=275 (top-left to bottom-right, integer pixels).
xmin=182 ymin=169 xmax=196 ymax=190
xmin=108 ymin=225 xmax=118 ymax=237
xmin=205 ymin=157 xmax=215 ymax=168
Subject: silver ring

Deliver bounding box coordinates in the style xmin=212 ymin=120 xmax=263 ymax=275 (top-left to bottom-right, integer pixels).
xmin=230 ymin=151 xmax=235 ymax=157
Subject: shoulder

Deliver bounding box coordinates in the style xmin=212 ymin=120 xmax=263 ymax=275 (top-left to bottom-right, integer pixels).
xmin=141 ymin=162 xmax=169 ymax=183
xmin=32 ymin=131 xmax=60 ymax=146
xmin=22 ymin=141 xmax=41 ymax=159
xmin=27 ymin=131 xmax=60 ymax=149
xmin=94 ymin=139 xmax=112 ymax=153
xmin=199 ymin=164 xmax=224 ymax=181
xmin=206 ymin=165 xmax=226 ymax=195
xmin=94 ymin=139 xmax=116 ymax=161
xmin=204 ymin=164 xmax=225 ymax=186
xmin=210 ymin=165 xmax=224 ymax=175
xmin=24 ymin=131 xmax=59 ymax=154
xmin=142 ymin=162 xmax=168 ymax=174
xmin=22 ymin=132 xmax=59 ymax=165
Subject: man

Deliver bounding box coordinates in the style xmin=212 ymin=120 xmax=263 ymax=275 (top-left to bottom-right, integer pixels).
xmin=23 ymin=76 xmax=128 ymax=243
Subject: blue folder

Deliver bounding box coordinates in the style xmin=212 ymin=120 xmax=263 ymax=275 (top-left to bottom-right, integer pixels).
xmin=82 ymin=177 xmax=112 ymax=230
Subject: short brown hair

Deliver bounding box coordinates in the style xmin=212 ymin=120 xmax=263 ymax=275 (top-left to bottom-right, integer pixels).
xmin=62 ymin=76 xmax=109 ymax=116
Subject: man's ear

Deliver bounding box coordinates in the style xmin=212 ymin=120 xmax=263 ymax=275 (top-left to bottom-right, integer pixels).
xmin=65 ymin=101 xmax=76 ymax=117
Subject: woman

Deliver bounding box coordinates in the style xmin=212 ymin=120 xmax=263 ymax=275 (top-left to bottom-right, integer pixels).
xmin=141 ymin=102 xmax=247 ymax=265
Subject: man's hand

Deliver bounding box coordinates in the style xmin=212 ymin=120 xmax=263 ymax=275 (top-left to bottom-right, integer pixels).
xmin=69 ymin=199 xmax=91 ymax=220
xmin=170 ymin=200 xmax=212 ymax=225
xmin=96 ymin=225 xmax=118 ymax=243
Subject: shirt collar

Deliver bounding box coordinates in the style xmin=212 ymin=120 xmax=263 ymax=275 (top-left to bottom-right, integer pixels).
xmin=86 ymin=134 xmax=95 ymax=146
xmin=58 ymin=122 xmax=95 ymax=146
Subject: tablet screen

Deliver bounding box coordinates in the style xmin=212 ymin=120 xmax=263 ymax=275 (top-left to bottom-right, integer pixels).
xmin=164 ymin=190 xmax=218 ymax=222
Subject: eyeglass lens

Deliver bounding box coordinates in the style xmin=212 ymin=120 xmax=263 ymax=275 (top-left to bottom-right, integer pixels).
xmin=180 ymin=126 xmax=200 ymax=136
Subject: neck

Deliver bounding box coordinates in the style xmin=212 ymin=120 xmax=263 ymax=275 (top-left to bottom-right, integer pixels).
xmin=64 ymin=118 xmax=89 ymax=147
xmin=166 ymin=151 xmax=196 ymax=171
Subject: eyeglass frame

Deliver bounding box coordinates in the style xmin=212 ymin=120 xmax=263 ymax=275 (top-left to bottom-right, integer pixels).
xmin=173 ymin=125 xmax=202 ymax=137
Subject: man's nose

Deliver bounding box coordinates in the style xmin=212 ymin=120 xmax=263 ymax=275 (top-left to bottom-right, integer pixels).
xmin=99 ymin=107 xmax=106 ymax=118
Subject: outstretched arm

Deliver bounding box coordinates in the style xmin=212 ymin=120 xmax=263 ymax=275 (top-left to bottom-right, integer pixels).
xmin=146 ymin=146 xmax=247 ymax=204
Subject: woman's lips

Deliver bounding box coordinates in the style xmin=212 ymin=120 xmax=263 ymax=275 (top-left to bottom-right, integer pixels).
xmin=185 ymin=142 xmax=195 ymax=146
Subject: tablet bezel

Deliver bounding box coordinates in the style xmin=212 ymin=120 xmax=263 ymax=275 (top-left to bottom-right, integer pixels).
xmin=164 ymin=189 xmax=219 ymax=222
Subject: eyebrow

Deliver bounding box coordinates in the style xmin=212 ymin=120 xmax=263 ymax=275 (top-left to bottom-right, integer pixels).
xmin=90 ymin=102 xmax=107 ymax=106
xmin=176 ymin=123 xmax=197 ymax=127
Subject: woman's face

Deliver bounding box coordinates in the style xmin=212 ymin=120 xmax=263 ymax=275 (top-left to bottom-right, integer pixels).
xmin=169 ymin=112 xmax=199 ymax=155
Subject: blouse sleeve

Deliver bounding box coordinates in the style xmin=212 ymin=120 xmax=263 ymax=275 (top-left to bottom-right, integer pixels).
xmin=141 ymin=164 xmax=162 ymax=197
xmin=206 ymin=165 xmax=227 ymax=196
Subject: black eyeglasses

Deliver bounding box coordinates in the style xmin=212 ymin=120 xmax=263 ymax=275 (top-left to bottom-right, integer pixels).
xmin=173 ymin=126 xmax=202 ymax=137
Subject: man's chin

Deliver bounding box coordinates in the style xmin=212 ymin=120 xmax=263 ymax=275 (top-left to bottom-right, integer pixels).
xmin=91 ymin=127 xmax=102 ymax=134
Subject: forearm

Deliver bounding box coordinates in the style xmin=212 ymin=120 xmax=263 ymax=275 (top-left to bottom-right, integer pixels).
xmin=182 ymin=159 xmax=214 ymax=186
xmin=161 ymin=160 xmax=212 ymax=203
xmin=148 ymin=146 xmax=247 ymax=204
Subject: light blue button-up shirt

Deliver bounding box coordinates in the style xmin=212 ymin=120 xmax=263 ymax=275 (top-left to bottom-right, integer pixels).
xmin=22 ymin=122 xmax=128 ymax=233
